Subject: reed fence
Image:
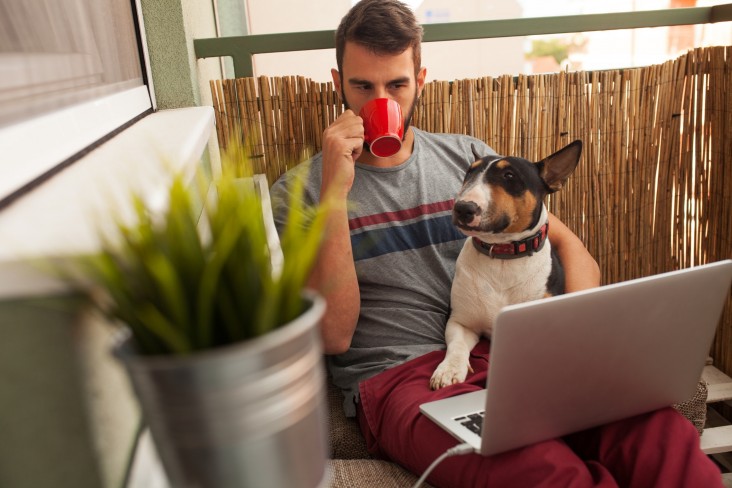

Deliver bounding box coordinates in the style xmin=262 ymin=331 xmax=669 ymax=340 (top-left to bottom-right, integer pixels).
xmin=210 ymin=45 xmax=732 ymax=376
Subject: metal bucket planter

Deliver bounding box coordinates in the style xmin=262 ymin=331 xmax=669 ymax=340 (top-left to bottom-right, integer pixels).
xmin=115 ymin=294 xmax=329 ymax=488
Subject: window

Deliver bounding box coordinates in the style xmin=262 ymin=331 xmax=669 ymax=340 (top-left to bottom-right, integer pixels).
xmin=0 ymin=0 xmax=153 ymax=208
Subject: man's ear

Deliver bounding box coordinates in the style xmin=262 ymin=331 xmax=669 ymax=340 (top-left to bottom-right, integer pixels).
xmin=417 ymin=66 xmax=426 ymax=98
xmin=331 ymin=69 xmax=342 ymax=96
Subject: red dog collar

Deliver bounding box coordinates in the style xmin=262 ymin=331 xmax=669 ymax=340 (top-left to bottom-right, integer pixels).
xmin=472 ymin=222 xmax=549 ymax=259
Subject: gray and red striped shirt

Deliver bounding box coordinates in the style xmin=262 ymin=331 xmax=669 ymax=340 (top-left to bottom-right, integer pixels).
xmin=271 ymin=128 xmax=496 ymax=417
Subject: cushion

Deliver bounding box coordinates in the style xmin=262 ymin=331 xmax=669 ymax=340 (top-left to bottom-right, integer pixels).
xmin=327 ymin=459 xmax=425 ymax=487
xmin=673 ymin=379 xmax=708 ymax=436
xmin=327 ymin=377 xmax=371 ymax=459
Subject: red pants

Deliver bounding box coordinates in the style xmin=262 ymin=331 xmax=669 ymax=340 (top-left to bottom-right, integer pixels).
xmin=358 ymin=340 xmax=722 ymax=488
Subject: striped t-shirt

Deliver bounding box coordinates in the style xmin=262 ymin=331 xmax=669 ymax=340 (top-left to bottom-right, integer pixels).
xmin=270 ymin=128 xmax=496 ymax=416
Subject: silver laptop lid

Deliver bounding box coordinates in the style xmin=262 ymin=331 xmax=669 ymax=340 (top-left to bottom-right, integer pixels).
xmin=480 ymin=260 xmax=732 ymax=455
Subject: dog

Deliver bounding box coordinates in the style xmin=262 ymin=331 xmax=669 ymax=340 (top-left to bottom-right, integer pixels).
xmin=430 ymin=140 xmax=583 ymax=390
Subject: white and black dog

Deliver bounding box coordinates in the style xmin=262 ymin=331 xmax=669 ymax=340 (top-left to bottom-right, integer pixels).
xmin=430 ymin=141 xmax=583 ymax=390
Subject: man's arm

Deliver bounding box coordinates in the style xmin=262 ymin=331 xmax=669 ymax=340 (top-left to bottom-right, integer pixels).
xmin=308 ymin=202 xmax=360 ymax=354
xmin=547 ymin=212 xmax=600 ymax=292
xmin=308 ymin=110 xmax=364 ymax=355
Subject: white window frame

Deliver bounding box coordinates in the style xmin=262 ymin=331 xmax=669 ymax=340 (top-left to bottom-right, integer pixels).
xmin=0 ymin=0 xmax=157 ymax=208
xmin=0 ymin=0 xmax=215 ymax=300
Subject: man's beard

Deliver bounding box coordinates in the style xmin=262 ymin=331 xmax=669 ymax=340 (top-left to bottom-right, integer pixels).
xmin=341 ymin=87 xmax=418 ymax=151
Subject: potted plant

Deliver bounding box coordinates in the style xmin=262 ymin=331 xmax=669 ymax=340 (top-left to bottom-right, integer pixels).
xmin=72 ymin=140 xmax=331 ymax=488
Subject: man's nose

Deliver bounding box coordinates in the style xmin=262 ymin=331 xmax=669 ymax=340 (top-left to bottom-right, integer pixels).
xmin=373 ymin=87 xmax=389 ymax=99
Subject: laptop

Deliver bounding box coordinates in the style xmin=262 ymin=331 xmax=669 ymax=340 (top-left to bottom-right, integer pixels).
xmin=420 ymin=259 xmax=732 ymax=456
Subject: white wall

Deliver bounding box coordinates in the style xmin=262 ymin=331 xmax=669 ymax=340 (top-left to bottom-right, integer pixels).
xmin=417 ymin=0 xmax=525 ymax=81
xmin=246 ymin=0 xmax=349 ymax=82
xmin=246 ymin=0 xmax=525 ymax=82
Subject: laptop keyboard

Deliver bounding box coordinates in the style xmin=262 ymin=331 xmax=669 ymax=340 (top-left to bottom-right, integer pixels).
xmin=455 ymin=411 xmax=485 ymax=436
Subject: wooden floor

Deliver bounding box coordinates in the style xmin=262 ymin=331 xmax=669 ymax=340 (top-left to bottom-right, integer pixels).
xmin=701 ymin=364 xmax=732 ymax=455
xmin=701 ymin=363 xmax=732 ymax=482
xmin=723 ymin=473 xmax=732 ymax=488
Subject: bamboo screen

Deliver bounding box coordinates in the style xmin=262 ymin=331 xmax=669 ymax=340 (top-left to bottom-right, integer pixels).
xmin=210 ymin=45 xmax=732 ymax=375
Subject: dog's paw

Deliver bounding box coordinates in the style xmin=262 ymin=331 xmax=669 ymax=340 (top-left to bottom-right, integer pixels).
xmin=430 ymin=356 xmax=473 ymax=390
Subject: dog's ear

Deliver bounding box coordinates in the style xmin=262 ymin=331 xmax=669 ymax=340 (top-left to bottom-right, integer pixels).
xmin=470 ymin=144 xmax=485 ymax=164
xmin=536 ymin=140 xmax=582 ymax=193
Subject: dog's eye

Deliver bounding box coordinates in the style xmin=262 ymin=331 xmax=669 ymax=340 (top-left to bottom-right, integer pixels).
xmin=504 ymin=171 xmax=515 ymax=180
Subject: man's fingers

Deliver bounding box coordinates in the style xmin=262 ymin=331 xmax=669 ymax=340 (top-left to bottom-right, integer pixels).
xmin=323 ymin=111 xmax=364 ymax=164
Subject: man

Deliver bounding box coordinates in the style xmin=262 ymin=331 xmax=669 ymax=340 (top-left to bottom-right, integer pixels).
xmin=271 ymin=1 xmax=722 ymax=486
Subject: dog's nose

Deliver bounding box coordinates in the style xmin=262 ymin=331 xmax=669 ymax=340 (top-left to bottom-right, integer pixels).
xmin=453 ymin=200 xmax=480 ymax=225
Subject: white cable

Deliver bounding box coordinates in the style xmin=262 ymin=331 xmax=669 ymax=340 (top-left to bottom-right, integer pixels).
xmin=411 ymin=442 xmax=474 ymax=488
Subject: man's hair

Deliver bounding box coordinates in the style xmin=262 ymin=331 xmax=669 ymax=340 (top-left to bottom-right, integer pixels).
xmin=335 ymin=0 xmax=424 ymax=77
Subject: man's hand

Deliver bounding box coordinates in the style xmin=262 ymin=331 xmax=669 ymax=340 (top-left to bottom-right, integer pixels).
xmin=320 ymin=110 xmax=364 ymax=200
xmin=309 ymin=110 xmax=363 ymax=355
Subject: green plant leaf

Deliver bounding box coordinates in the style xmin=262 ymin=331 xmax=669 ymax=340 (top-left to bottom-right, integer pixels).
xmin=135 ymin=302 xmax=191 ymax=354
xmin=67 ymin=133 xmax=329 ymax=356
xmin=140 ymin=251 xmax=190 ymax=336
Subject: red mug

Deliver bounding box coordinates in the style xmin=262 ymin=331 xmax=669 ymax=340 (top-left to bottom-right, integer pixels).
xmin=359 ymin=98 xmax=404 ymax=158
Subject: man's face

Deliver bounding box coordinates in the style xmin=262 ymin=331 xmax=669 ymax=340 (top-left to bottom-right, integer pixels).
xmin=332 ymin=42 xmax=426 ymax=136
